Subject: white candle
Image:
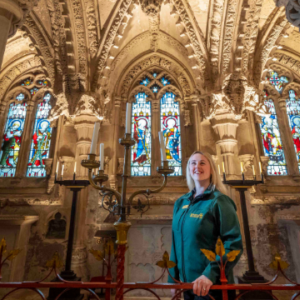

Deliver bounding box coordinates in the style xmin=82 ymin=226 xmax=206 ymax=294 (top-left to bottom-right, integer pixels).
xmin=259 ymin=162 xmax=262 ymax=174
xmin=218 ymin=165 xmax=221 ymax=175
xmin=222 ymin=162 xmax=225 ymax=174
xmin=240 ymin=162 xmax=244 ymax=173
xmin=90 ymin=122 xmax=100 ymax=154
xmin=125 ymin=103 xmax=132 ymax=134
xmin=158 ymin=131 xmax=167 ymax=161
xmin=56 ymin=161 xmax=59 ymax=174
xmin=61 ymin=164 xmax=64 ymax=177
xmin=100 ymin=143 xmax=104 ymax=170
xmin=252 ymin=165 xmax=255 ymax=176
xmin=74 ymin=162 xmax=77 ymax=174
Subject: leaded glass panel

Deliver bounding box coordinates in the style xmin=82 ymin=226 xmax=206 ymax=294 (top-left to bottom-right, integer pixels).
xmin=0 ymin=103 xmax=27 ymax=177
xmin=27 ymin=93 xmax=52 ymax=177
xmin=161 ymin=77 xmax=170 ymax=86
xmin=131 ymin=93 xmax=151 ymax=176
xmin=21 ymin=78 xmax=32 ymax=86
xmin=150 ymin=84 xmax=160 ymax=93
xmin=16 ymin=93 xmax=25 ymax=101
xmin=160 ymin=92 xmax=182 ymax=176
xmin=30 ymin=87 xmax=39 ymax=95
xmin=140 ymin=77 xmax=150 ymax=86
xmin=267 ymin=71 xmax=289 ymax=94
xmin=260 ymin=99 xmax=287 ymax=175
xmin=286 ymin=90 xmax=300 ymax=171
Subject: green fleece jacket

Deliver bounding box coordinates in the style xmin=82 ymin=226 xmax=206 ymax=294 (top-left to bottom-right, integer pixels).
xmin=168 ymin=188 xmax=243 ymax=284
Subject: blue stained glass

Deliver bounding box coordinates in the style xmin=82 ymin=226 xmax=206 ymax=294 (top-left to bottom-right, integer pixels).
xmin=30 ymin=87 xmax=39 ymax=95
xmin=0 ymin=103 xmax=27 ymax=177
xmin=260 ymin=99 xmax=287 ymax=175
xmin=16 ymin=93 xmax=25 ymax=101
xmin=131 ymin=93 xmax=151 ymax=176
xmin=160 ymin=92 xmax=182 ymax=176
xmin=21 ymin=78 xmax=32 ymax=86
xmin=267 ymin=71 xmax=289 ymax=94
xmin=37 ymin=80 xmax=49 ymax=87
xmin=140 ymin=77 xmax=150 ymax=86
xmin=153 ymin=73 xmax=157 ymax=78
xmin=27 ymin=93 xmax=52 ymax=177
xmin=161 ymin=77 xmax=170 ymax=86
xmin=286 ymin=90 xmax=300 ymax=171
xmin=151 ymin=84 xmax=160 ymax=93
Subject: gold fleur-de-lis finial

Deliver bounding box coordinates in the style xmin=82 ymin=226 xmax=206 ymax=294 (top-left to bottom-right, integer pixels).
xmin=269 ymin=253 xmax=289 ymax=270
xmin=45 ymin=252 xmax=64 ymax=268
xmin=156 ymin=251 xmax=176 ymax=269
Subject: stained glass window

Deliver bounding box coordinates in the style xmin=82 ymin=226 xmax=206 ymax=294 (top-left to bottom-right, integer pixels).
xmin=267 ymin=71 xmax=289 ymax=94
xmin=153 ymin=73 xmax=157 ymax=78
xmin=27 ymin=93 xmax=53 ymax=177
xmin=37 ymin=80 xmax=49 ymax=87
xmin=260 ymin=99 xmax=287 ymax=175
xmin=21 ymin=78 xmax=32 ymax=86
xmin=131 ymin=93 xmax=151 ymax=176
xmin=161 ymin=77 xmax=170 ymax=86
xmin=30 ymin=87 xmax=39 ymax=95
xmin=286 ymin=90 xmax=300 ymax=171
xmin=140 ymin=77 xmax=150 ymax=87
xmin=150 ymin=84 xmax=160 ymax=93
xmin=160 ymin=92 xmax=182 ymax=176
xmin=16 ymin=93 xmax=25 ymax=101
xmin=0 ymin=103 xmax=27 ymax=177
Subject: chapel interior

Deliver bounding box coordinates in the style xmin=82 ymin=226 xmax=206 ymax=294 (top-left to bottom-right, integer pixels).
xmin=0 ymin=0 xmax=300 ymax=298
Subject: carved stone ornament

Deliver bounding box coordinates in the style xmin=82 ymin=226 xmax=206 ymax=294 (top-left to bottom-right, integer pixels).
xmin=74 ymin=94 xmax=103 ymax=119
xmin=60 ymin=156 xmax=74 ymax=174
xmin=260 ymin=156 xmax=270 ymax=177
xmin=285 ymin=0 xmax=300 ymax=30
xmin=49 ymin=93 xmax=70 ymax=121
xmin=140 ymin=0 xmax=163 ymax=16
xmin=238 ymin=154 xmax=254 ymax=174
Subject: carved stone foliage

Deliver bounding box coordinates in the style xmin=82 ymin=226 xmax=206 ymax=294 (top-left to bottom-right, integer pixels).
xmin=74 ymin=94 xmax=101 ymax=118
xmin=140 ymin=0 xmax=163 ymax=16
xmin=23 ymin=15 xmax=55 ymax=82
xmin=221 ymin=0 xmax=238 ymax=75
xmin=184 ymin=108 xmax=192 ymax=126
xmin=285 ymin=0 xmax=300 ymax=30
xmin=118 ymin=55 xmax=192 ymax=98
xmin=71 ymin=0 xmax=87 ymax=75
xmin=49 ymin=93 xmax=70 ymax=120
xmin=170 ymin=0 xmax=209 ymax=87
xmin=209 ymin=0 xmax=225 ymax=77
xmin=92 ymin=0 xmax=133 ymax=91
xmin=272 ymin=53 xmax=300 ymax=78
xmin=253 ymin=16 xmax=288 ymax=87
xmin=0 ymin=56 xmax=42 ymax=102
xmin=84 ymin=0 xmax=98 ymax=58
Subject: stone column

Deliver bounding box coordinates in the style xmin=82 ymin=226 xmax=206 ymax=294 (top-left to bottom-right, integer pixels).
xmin=277 ymin=97 xmax=299 ymax=176
xmin=152 ymin=99 xmax=160 ymax=175
xmin=16 ymin=100 xmax=35 ymax=177
xmin=110 ymin=98 xmax=121 ymax=190
xmin=210 ymin=113 xmax=239 ymax=179
xmin=190 ymin=95 xmax=201 ymax=150
xmin=72 ymin=114 xmax=99 ymax=280
xmin=0 ymin=1 xmax=23 ymax=68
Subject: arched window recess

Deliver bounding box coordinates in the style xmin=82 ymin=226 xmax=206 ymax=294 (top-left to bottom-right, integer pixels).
xmin=0 ymin=74 xmax=54 ymax=178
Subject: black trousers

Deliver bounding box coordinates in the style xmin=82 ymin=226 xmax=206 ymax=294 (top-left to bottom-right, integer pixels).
xmin=183 ymin=289 xmax=236 ymax=300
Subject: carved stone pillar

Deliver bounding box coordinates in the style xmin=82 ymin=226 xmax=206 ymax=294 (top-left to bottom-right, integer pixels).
xmin=190 ymin=95 xmax=201 ymax=150
xmin=15 ymin=100 xmax=35 ymax=177
xmin=277 ymin=97 xmax=299 ymax=176
xmin=210 ymin=113 xmax=239 ymax=178
xmin=238 ymin=154 xmax=255 ymax=179
xmin=152 ymin=99 xmax=160 ymax=175
xmin=110 ymin=98 xmax=121 ymax=190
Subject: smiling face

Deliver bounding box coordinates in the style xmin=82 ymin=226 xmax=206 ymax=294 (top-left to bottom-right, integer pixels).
xmin=189 ymin=153 xmax=211 ymax=183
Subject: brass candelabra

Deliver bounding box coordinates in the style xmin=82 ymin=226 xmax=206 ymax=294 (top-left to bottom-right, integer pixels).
xmin=81 ymin=133 xmax=174 ymax=300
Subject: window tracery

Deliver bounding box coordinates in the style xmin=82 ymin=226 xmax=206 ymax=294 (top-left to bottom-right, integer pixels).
xmin=0 ymin=74 xmax=53 ymax=178
xmin=266 ymin=71 xmax=289 ymax=94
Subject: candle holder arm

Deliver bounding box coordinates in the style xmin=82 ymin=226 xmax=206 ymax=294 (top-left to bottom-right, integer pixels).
xmin=128 ymin=174 xmax=167 ymax=205
xmin=87 ymin=170 xmax=122 ymax=201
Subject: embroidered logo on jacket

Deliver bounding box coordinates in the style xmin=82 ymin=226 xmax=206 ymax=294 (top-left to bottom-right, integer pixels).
xmin=190 ymin=213 xmax=203 ymax=219
xmin=182 ymin=205 xmax=189 ymax=209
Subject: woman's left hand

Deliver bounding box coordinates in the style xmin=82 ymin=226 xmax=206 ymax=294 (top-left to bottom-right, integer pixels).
xmin=192 ymin=275 xmax=213 ymax=297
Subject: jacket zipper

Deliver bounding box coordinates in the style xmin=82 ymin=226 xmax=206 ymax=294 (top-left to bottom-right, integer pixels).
xmin=181 ymin=202 xmax=192 ymax=282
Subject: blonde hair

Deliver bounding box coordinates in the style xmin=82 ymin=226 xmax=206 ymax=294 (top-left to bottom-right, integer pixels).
xmin=186 ymin=151 xmax=227 ymax=195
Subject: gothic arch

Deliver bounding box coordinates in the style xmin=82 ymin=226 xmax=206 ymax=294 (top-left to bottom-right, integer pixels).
xmin=115 ymin=53 xmax=195 ymax=100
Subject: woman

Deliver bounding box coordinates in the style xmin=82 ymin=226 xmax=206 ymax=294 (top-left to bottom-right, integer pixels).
xmin=168 ymin=151 xmax=243 ymax=300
